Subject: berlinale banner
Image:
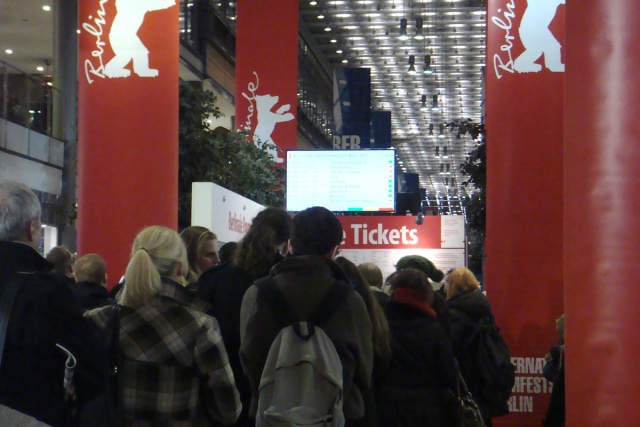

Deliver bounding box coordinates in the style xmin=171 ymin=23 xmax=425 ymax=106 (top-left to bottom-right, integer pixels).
xmin=486 ymin=1 xmax=565 ymax=425
xmin=235 ymin=0 xmax=298 ymax=166
xmin=78 ymin=0 xmax=179 ymax=283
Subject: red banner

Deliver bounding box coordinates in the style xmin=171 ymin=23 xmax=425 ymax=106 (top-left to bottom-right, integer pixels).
xmin=77 ymin=0 xmax=179 ymax=283
xmin=486 ymin=0 xmax=566 ymax=425
xmin=235 ymin=0 xmax=298 ymax=165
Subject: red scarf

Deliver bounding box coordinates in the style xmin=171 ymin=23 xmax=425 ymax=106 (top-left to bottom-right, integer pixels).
xmin=392 ymin=288 xmax=437 ymax=317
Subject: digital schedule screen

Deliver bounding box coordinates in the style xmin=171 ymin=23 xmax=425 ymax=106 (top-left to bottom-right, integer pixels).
xmin=286 ymin=149 xmax=396 ymax=212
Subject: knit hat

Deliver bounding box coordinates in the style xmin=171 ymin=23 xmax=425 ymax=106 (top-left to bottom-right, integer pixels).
xmin=395 ymin=255 xmax=444 ymax=283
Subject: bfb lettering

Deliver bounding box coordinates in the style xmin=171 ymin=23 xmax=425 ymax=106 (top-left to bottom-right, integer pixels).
xmin=333 ymin=135 xmax=361 ymax=149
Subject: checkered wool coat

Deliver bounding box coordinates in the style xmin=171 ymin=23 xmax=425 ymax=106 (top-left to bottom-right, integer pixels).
xmin=86 ymin=279 xmax=241 ymax=426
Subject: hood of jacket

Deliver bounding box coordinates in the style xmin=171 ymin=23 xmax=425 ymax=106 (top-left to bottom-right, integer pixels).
xmin=447 ymin=289 xmax=492 ymax=319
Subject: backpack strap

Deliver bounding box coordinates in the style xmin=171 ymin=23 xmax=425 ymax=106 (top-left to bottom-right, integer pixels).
xmin=461 ymin=315 xmax=496 ymax=351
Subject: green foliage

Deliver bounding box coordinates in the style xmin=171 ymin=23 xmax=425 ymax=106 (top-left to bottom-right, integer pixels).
xmin=447 ymin=119 xmax=486 ymax=238
xmin=447 ymin=119 xmax=486 ymax=280
xmin=178 ymin=81 xmax=284 ymax=229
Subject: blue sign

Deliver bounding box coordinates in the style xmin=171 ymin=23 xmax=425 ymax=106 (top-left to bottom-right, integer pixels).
xmin=333 ymin=68 xmax=371 ymax=149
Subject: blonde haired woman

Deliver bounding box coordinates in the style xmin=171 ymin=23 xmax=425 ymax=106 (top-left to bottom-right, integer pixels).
xmin=446 ymin=266 xmax=496 ymax=426
xmin=179 ymin=225 xmax=219 ymax=285
xmin=445 ymin=266 xmax=482 ymax=299
xmin=85 ymin=226 xmax=240 ymax=425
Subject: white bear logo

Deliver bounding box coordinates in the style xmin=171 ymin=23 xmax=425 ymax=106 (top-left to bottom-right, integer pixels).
xmin=513 ymin=0 xmax=565 ymax=73
xmin=104 ymin=0 xmax=177 ymax=78
xmin=253 ymin=94 xmax=294 ymax=164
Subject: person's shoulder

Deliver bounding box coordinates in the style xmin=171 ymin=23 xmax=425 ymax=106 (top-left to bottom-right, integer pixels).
xmin=337 ymin=282 xmax=369 ymax=317
xmin=19 ymin=271 xmax=74 ymax=299
xmin=84 ymin=303 xmax=118 ymax=329
xmin=199 ymin=261 xmax=246 ymax=283
xmin=198 ymin=261 xmax=229 ymax=281
xmin=198 ymin=262 xmax=252 ymax=295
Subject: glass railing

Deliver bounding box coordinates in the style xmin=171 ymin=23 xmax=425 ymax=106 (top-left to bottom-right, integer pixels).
xmin=0 ymin=58 xmax=64 ymax=141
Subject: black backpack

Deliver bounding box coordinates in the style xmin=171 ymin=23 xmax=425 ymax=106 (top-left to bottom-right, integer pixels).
xmin=463 ymin=316 xmax=515 ymax=417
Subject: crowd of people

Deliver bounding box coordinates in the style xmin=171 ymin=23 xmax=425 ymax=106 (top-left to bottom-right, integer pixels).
xmin=0 ymin=180 xmax=518 ymax=426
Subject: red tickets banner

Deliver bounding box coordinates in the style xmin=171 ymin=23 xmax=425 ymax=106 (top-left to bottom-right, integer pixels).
xmin=77 ymin=0 xmax=179 ymax=283
xmin=486 ymin=0 xmax=566 ymax=425
xmin=337 ymin=215 xmax=466 ymax=282
xmin=235 ymin=0 xmax=298 ymax=165
xmin=339 ymin=216 xmax=442 ymax=250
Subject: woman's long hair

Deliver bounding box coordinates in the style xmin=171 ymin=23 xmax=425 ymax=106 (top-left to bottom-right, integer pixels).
xmin=180 ymin=225 xmax=216 ymax=283
xmin=335 ymin=257 xmax=391 ymax=359
xmin=121 ymin=226 xmax=188 ymax=309
xmin=232 ymin=208 xmax=292 ymax=277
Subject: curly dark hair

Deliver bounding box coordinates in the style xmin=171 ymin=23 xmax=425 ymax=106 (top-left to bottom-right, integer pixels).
xmin=232 ymin=208 xmax=292 ymax=276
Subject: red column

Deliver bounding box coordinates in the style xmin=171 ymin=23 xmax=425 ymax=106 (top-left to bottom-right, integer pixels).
xmin=565 ymin=2 xmax=640 ymax=425
xmin=486 ymin=1 xmax=565 ymax=424
xmin=77 ymin=0 xmax=179 ymax=282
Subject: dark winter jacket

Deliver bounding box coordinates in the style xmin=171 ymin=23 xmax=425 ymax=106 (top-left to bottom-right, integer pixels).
xmin=72 ymin=280 xmax=114 ymax=311
xmin=448 ymin=289 xmax=495 ymax=422
xmin=239 ymin=255 xmax=374 ymax=421
xmin=197 ymin=253 xmax=281 ymax=426
xmin=376 ymin=299 xmax=457 ymax=427
xmin=0 ymin=241 xmax=102 ymax=426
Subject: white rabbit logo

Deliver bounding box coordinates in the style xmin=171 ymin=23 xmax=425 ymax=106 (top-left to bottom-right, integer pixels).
xmin=103 ymin=0 xmax=177 ymax=78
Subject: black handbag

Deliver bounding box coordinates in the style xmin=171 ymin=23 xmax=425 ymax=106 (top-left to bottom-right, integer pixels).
xmin=453 ymin=371 xmax=486 ymax=427
xmin=77 ymin=305 xmax=122 ymax=427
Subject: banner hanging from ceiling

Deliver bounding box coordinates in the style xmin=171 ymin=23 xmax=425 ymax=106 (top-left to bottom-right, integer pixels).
xmin=486 ymin=0 xmax=566 ymax=425
xmin=332 ymin=68 xmax=372 ymax=149
xmin=77 ymin=0 xmax=179 ymax=283
xmin=235 ymin=0 xmax=298 ymax=165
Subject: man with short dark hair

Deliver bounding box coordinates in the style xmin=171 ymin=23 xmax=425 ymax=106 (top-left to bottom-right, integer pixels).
xmin=73 ymin=253 xmax=113 ymax=311
xmin=0 ymin=180 xmax=100 ymax=425
xmin=240 ymin=206 xmax=373 ymax=424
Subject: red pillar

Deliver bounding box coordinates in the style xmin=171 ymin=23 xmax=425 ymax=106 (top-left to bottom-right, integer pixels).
xmin=486 ymin=1 xmax=566 ymax=424
xmin=565 ymin=1 xmax=640 ymax=425
xmin=77 ymin=0 xmax=179 ymax=282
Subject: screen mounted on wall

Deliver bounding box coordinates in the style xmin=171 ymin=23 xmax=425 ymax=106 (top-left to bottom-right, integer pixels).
xmin=286 ymin=149 xmax=396 ymax=212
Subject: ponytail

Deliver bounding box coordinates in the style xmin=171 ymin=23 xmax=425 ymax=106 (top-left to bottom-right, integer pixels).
xmin=121 ymin=248 xmax=161 ymax=308
xmin=120 ymin=226 xmax=188 ymax=308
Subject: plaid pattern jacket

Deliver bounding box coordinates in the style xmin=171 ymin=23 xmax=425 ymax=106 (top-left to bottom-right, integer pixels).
xmin=86 ymin=280 xmax=241 ymax=426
